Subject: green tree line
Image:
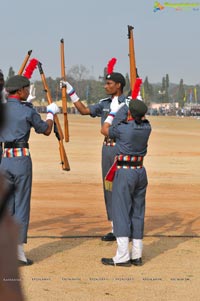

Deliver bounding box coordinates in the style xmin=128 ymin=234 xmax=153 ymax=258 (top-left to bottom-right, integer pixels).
xmin=6 ymin=66 xmax=200 ymax=108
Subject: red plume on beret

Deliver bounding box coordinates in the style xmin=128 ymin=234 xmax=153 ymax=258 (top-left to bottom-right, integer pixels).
xmin=131 ymin=78 xmax=142 ymax=99
xmin=107 ymin=57 xmax=117 ymax=74
xmin=23 ymin=58 xmax=38 ymax=79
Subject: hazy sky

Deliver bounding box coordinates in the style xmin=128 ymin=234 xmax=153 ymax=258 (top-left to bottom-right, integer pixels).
xmin=1 ymin=0 xmax=199 ymax=84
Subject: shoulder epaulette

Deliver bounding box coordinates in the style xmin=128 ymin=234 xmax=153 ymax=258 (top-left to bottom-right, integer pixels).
xmin=99 ymin=97 xmax=110 ymax=103
xmin=21 ymin=101 xmax=33 ymax=108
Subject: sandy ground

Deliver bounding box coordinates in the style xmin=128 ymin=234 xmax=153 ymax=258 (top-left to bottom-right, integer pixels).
xmin=18 ymin=114 xmax=200 ymax=300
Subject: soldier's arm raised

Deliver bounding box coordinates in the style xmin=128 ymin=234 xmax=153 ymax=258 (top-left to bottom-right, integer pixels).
xmin=60 ymin=80 xmax=90 ymax=115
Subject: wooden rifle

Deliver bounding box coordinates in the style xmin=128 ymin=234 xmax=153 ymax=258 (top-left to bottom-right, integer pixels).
xmin=60 ymin=38 xmax=69 ymax=142
xmin=37 ymin=62 xmax=70 ymax=171
xmin=127 ymin=25 xmax=137 ymax=91
xmin=18 ymin=50 xmax=32 ymax=75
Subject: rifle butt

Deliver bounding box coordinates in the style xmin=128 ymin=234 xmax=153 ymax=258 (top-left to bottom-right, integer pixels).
xmin=59 ymin=140 xmax=70 ymax=171
xmin=64 ymin=115 xmax=69 ymax=142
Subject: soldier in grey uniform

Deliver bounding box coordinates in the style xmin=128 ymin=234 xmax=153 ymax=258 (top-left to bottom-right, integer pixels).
xmin=60 ymin=72 xmax=128 ymax=241
xmin=101 ymin=99 xmax=151 ymax=267
xmin=0 ymin=75 xmax=59 ymax=266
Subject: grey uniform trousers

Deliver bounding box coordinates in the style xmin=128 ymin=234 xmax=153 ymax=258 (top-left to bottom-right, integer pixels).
xmin=112 ymin=167 xmax=148 ymax=239
xmin=1 ymin=156 xmax=32 ymax=243
xmin=101 ymin=144 xmax=117 ymax=221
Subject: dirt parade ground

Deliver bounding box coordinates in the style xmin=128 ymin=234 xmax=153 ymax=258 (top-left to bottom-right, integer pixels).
xmin=18 ymin=114 xmax=200 ymax=301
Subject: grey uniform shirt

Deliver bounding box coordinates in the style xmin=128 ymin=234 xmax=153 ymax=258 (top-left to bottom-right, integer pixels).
xmin=88 ymin=94 xmax=127 ymax=126
xmin=0 ymin=97 xmax=48 ymax=143
xmin=108 ymin=119 xmax=152 ymax=156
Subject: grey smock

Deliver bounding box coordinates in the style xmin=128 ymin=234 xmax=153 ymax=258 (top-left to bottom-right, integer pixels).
xmin=88 ymin=94 xmax=127 ymax=220
xmin=108 ymin=119 xmax=151 ymax=239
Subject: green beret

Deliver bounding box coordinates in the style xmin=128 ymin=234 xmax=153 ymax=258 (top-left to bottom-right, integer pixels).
xmin=5 ymin=75 xmax=30 ymax=93
xmin=106 ymin=72 xmax=126 ymax=88
xmin=129 ymin=99 xmax=148 ymax=118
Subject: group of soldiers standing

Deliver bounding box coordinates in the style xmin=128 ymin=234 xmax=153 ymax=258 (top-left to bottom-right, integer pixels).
xmin=0 ymin=62 xmax=151 ymax=272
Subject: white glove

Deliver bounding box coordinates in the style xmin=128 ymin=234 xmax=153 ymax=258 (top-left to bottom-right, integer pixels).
xmin=27 ymin=84 xmax=36 ymax=103
xmin=137 ymin=92 xmax=143 ymax=101
xmin=110 ymin=96 xmax=119 ymax=112
xmin=104 ymin=98 xmax=125 ymax=125
xmin=46 ymin=103 xmax=60 ymax=121
xmin=60 ymin=80 xmax=79 ymax=103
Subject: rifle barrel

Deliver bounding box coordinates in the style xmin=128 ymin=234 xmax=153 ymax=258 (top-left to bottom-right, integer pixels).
xmin=127 ymin=25 xmax=136 ymax=90
xmin=60 ymin=38 xmax=69 ymax=142
xmin=18 ymin=50 xmax=32 ymax=75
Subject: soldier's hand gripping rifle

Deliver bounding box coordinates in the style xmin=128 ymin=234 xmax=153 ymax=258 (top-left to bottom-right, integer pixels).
xmin=127 ymin=25 xmax=137 ymax=92
xmin=60 ymin=38 xmax=69 ymax=142
xmin=18 ymin=50 xmax=32 ymax=75
xmin=37 ymin=62 xmax=70 ymax=171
